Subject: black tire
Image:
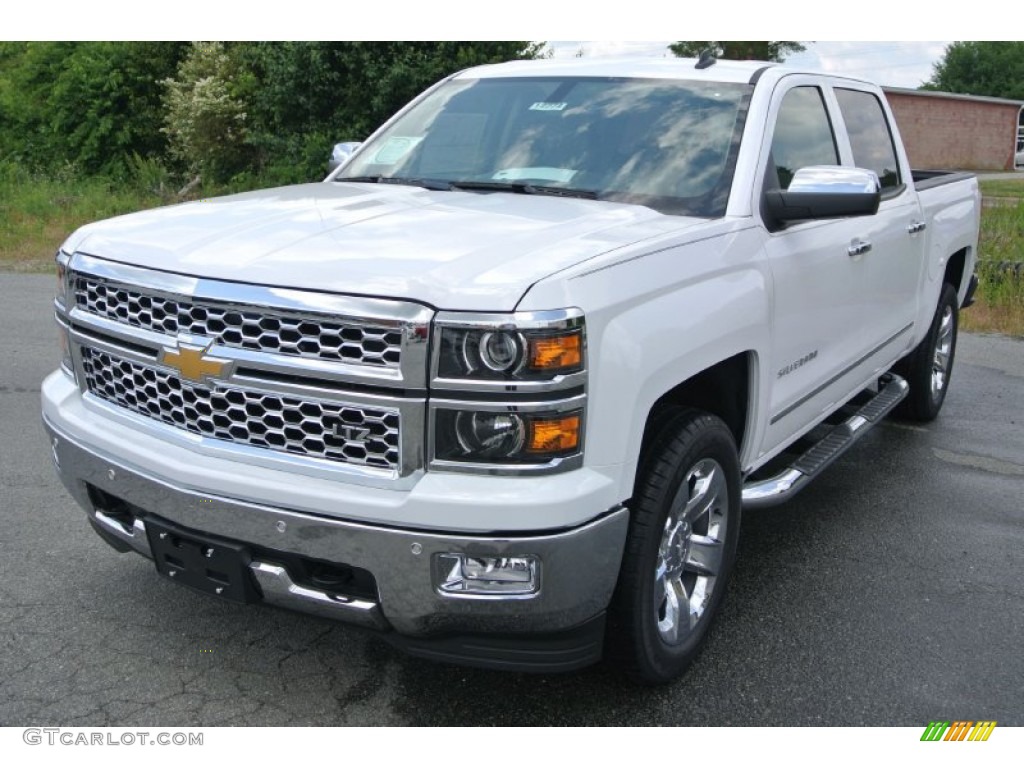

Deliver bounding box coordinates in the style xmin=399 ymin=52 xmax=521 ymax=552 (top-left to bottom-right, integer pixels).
xmin=893 ymin=282 xmax=959 ymax=422
xmin=607 ymin=408 xmax=741 ymax=685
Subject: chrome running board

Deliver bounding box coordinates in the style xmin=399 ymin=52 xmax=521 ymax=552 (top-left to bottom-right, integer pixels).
xmin=742 ymin=374 xmax=909 ymax=510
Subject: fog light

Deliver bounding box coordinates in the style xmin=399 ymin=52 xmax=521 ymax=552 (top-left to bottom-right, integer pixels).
xmin=434 ymin=553 xmax=540 ymax=596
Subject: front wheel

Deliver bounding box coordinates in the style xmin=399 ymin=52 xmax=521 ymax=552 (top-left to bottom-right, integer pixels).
xmin=607 ymin=409 xmax=741 ymax=685
xmin=893 ymin=282 xmax=959 ymax=422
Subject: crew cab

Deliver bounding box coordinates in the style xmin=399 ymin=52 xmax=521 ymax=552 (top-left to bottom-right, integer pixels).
xmin=42 ymin=56 xmax=980 ymax=684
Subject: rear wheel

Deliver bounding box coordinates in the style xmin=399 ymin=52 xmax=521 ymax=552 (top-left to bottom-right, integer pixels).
xmin=607 ymin=409 xmax=741 ymax=684
xmin=894 ymin=282 xmax=959 ymax=422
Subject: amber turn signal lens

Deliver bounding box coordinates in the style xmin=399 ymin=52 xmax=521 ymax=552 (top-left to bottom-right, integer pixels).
xmin=526 ymin=414 xmax=581 ymax=454
xmin=528 ymin=332 xmax=582 ymax=372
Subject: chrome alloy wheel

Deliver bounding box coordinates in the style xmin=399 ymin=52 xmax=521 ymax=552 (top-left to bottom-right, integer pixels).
xmin=654 ymin=458 xmax=729 ymax=644
xmin=930 ymin=304 xmax=954 ymax=399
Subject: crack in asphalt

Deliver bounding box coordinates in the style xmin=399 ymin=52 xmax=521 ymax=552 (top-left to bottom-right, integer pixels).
xmin=932 ymin=447 xmax=1024 ymax=476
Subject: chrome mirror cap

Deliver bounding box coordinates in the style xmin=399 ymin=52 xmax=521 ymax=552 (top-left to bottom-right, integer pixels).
xmin=788 ymin=165 xmax=881 ymax=195
xmin=328 ymin=141 xmax=362 ymax=173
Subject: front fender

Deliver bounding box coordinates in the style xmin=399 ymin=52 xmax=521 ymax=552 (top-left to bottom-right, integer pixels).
xmin=521 ymin=223 xmax=771 ymax=502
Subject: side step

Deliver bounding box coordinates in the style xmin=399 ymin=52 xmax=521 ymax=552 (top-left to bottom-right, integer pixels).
xmin=742 ymin=373 xmax=909 ymax=510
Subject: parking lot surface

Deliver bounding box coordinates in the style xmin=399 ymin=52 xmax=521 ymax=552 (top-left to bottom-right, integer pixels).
xmin=2 ymin=274 xmax=1021 ymax=726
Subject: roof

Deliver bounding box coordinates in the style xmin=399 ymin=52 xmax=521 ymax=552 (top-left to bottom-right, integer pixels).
xmin=455 ymin=56 xmax=898 ymax=90
xmin=455 ymin=56 xmax=775 ymax=85
xmin=882 ymin=86 xmax=1024 ymax=108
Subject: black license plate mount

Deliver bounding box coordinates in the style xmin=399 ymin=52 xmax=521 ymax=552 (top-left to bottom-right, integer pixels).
xmin=145 ymin=517 xmax=257 ymax=604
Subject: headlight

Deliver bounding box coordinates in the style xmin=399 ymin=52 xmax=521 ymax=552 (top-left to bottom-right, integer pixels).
xmin=55 ymin=250 xmax=71 ymax=308
xmin=452 ymin=411 xmax=527 ymax=458
xmin=433 ymin=309 xmax=585 ymax=385
xmin=432 ymin=402 xmax=584 ymax=467
xmin=430 ymin=309 xmax=586 ymax=474
xmin=57 ymin=319 xmax=74 ymax=377
xmin=54 ymin=251 xmax=74 ymax=379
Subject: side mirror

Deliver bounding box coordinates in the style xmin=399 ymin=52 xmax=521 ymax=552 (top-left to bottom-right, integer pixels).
xmin=764 ymin=166 xmax=881 ymax=229
xmin=328 ymin=142 xmax=362 ymax=173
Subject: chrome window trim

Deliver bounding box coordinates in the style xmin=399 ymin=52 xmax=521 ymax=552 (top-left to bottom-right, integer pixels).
xmin=429 ymin=307 xmax=587 ymax=394
xmin=427 ymin=393 xmax=586 ymax=476
xmin=70 ymin=252 xmax=433 ymax=388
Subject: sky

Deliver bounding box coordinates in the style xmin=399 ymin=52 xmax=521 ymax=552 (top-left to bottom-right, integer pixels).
xmin=3 ymin=0 xmax=988 ymax=93
xmin=546 ymin=41 xmax=951 ymax=89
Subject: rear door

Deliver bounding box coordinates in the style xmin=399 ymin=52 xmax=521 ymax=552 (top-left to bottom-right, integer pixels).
xmin=831 ymin=85 xmax=924 ymax=360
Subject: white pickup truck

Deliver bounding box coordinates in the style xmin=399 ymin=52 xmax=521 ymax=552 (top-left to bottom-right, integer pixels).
xmin=43 ymin=56 xmax=980 ymax=684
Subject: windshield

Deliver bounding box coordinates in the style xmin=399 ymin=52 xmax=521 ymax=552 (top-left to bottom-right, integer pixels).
xmin=338 ymin=76 xmax=752 ymax=217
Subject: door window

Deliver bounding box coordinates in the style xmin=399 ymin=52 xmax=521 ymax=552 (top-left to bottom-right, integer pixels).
xmin=769 ymin=87 xmax=839 ymax=189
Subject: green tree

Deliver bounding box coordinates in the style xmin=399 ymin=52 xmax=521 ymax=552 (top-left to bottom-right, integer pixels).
xmin=232 ymin=41 xmax=544 ymax=185
xmin=0 ymin=41 xmax=541 ymax=185
xmin=924 ymin=41 xmax=1024 ymax=100
xmin=234 ymin=42 xmax=543 ymax=183
xmin=668 ymin=41 xmax=805 ymax=62
xmin=0 ymin=42 xmax=187 ymax=174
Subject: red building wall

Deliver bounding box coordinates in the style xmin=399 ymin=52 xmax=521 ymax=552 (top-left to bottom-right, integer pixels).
xmin=884 ymin=91 xmax=1020 ymax=171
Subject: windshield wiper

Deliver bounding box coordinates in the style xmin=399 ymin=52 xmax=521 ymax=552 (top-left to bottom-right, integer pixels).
xmin=335 ymin=175 xmax=454 ymax=191
xmin=336 ymin=176 xmax=599 ymax=199
xmin=448 ymin=181 xmax=599 ymax=200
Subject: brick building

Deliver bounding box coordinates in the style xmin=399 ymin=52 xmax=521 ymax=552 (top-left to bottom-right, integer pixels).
xmin=882 ymin=87 xmax=1024 ymax=172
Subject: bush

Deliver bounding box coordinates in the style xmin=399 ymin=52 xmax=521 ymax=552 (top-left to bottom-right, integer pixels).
xmin=162 ymin=42 xmax=253 ymax=184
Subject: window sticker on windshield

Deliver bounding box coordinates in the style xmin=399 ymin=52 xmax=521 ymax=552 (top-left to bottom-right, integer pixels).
xmin=493 ymin=167 xmax=578 ymax=183
xmin=529 ymin=102 xmax=568 ymax=112
xmin=372 ymin=136 xmax=423 ymax=165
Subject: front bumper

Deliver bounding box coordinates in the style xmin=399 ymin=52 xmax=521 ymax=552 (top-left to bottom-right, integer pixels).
xmin=44 ymin=415 xmax=628 ymax=654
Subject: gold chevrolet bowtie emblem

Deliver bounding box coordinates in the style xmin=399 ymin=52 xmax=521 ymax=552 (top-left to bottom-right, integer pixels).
xmin=161 ymin=341 xmax=231 ymax=382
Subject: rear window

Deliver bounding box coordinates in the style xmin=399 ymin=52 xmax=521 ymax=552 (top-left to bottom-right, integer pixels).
xmin=835 ymin=88 xmax=901 ymax=190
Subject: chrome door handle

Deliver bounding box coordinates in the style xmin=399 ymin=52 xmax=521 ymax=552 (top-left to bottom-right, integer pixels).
xmin=907 ymin=221 xmax=927 ymax=235
xmin=848 ymin=238 xmax=872 ymax=258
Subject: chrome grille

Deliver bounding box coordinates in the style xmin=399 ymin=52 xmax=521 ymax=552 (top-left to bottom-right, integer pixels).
xmin=80 ymin=347 xmax=400 ymax=471
xmin=74 ymin=275 xmax=403 ymax=368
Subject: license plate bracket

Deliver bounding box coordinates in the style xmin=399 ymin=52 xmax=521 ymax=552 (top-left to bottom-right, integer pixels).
xmin=145 ymin=517 xmax=257 ymax=604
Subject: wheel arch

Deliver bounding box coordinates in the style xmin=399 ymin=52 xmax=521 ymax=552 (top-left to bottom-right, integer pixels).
xmin=634 ymin=352 xmax=755 ymax=496
xmin=944 ymin=246 xmax=969 ymax=294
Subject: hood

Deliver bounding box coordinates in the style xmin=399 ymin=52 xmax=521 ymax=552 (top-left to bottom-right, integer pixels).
xmin=66 ymin=182 xmax=704 ymax=311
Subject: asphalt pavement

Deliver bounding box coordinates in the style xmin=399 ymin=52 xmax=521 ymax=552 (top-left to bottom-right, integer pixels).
xmin=1 ymin=273 xmax=1021 ymax=726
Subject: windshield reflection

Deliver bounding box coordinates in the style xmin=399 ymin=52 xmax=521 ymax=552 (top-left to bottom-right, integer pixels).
xmin=339 ymin=77 xmax=752 ymax=218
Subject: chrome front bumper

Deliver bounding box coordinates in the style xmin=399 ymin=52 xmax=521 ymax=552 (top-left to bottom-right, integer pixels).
xmin=44 ymin=417 xmax=629 ymax=638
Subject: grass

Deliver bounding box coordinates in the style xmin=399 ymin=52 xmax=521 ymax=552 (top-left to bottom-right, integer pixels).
xmin=0 ymin=160 xmax=259 ymax=273
xmin=2 ymin=164 xmax=1023 ymax=336
xmin=0 ymin=163 xmax=175 ymax=272
xmin=978 ymin=177 xmax=1024 ymax=200
xmin=966 ymin=177 xmax=1024 ymax=337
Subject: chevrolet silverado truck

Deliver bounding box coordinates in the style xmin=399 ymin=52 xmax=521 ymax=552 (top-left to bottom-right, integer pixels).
xmin=42 ymin=56 xmax=980 ymax=684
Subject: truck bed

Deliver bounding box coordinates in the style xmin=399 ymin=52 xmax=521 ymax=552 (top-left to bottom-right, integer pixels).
xmin=912 ymin=169 xmax=977 ymax=191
